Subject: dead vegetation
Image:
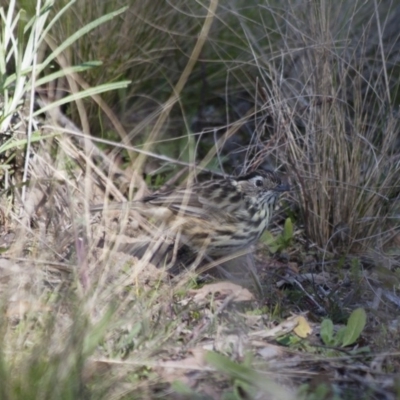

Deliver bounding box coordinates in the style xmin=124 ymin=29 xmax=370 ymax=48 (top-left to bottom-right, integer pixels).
xmin=0 ymin=0 xmax=400 ymax=399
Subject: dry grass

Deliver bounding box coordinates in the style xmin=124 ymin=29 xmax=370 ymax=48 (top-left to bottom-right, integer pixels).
xmin=1 ymin=0 xmax=400 ymax=399
xmin=247 ymin=1 xmax=400 ymax=258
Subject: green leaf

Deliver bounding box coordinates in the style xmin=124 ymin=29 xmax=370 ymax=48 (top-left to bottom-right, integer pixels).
xmin=320 ymin=319 xmax=334 ymax=345
xmin=333 ymin=326 xmax=346 ymax=346
xmin=283 ymin=217 xmax=293 ymax=242
xmin=268 ymin=243 xmax=280 ymax=254
xmin=261 ymin=230 xmax=276 ymax=246
xmin=341 ymin=308 xmax=367 ymax=347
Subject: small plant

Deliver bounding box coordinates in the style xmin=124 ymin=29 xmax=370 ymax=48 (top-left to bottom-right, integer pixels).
xmin=262 ymin=217 xmax=293 ymax=254
xmin=320 ymin=308 xmax=367 ymax=348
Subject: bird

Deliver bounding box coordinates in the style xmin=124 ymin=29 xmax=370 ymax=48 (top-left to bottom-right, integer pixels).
xmin=90 ymin=169 xmax=289 ymax=264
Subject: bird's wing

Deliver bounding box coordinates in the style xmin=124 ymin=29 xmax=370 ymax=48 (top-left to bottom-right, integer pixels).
xmin=91 ymin=180 xmax=244 ymax=221
xmin=89 ymin=190 xmax=202 ymax=217
xmin=143 ymin=187 xmax=212 ymax=218
xmin=143 ymin=181 xmax=243 ymax=221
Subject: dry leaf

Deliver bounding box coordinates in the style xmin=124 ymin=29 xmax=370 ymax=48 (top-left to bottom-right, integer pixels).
xmin=249 ymin=315 xmax=300 ymax=339
xmin=188 ymin=281 xmax=254 ymax=305
xmin=293 ymin=315 xmax=312 ymax=338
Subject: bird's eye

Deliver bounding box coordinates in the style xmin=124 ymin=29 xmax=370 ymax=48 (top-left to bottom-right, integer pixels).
xmin=255 ymin=179 xmax=263 ymax=187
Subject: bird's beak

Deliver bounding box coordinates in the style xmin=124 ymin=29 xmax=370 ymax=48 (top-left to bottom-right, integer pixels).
xmin=275 ymin=183 xmax=290 ymax=192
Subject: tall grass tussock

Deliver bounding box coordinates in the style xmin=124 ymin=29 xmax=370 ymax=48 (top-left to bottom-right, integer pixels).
xmin=0 ymin=0 xmax=399 ymax=398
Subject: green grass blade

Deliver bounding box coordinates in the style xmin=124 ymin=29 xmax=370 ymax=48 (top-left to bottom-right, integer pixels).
xmin=0 ymin=132 xmax=59 ymax=153
xmin=32 ymin=61 xmax=103 ymax=88
xmin=39 ymin=7 xmax=128 ymax=74
xmin=32 ymin=80 xmax=131 ymax=116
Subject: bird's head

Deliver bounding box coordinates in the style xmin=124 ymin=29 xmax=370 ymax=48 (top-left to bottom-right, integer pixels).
xmin=235 ymin=170 xmax=290 ymax=197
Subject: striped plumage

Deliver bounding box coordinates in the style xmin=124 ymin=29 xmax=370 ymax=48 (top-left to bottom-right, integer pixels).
xmin=91 ymin=169 xmax=289 ymax=258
